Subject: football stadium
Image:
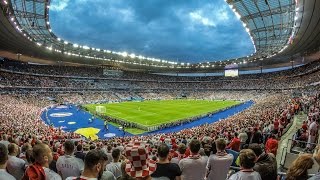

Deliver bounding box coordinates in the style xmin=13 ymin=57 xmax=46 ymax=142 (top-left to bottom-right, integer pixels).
xmin=1 ymin=0 xmax=320 ymax=179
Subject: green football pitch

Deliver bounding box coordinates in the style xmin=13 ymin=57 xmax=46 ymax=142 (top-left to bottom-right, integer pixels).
xmin=84 ymin=99 xmax=240 ymax=127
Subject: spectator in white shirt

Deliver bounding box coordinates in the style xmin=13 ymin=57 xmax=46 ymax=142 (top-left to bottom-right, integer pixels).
xmin=206 ymin=138 xmax=233 ymax=180
xmin=56 ymin=140 xmax=84 ymax=179
xmin=238 ymin=129 xmax=248 ymax=150
xmin=0 ymin=135 xmax=9 ymax=148
xmin=106 ymin=148 xmax=122 ymax=178
xmin=6 ymin=143 xmax=26 ymax=179
xmin=229 ymin=149 xmax=261 ymax=180
xmin=23 ymin=143 xmax=62 ymax=180
xmin=66 ymin=149 xmax=108 ymax=180
xmin=179 ymin=139 xmax=207 ymax=180
xmin=0 ymin=143 xmax=15 ymax=180
xmin=307 ymin=118 xmax=318 ymax=150
xmin=171 ymin=144 xmax=187 ymax=165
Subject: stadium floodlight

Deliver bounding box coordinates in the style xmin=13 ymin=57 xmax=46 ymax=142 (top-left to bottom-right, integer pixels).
xmin=36 ymin=42 xmax=42 ymax=46
xmin=234 ymin=12 xmax=241 ymax=19
xmin=73 ymin=44 xmax=79 ymax=48
xmin=47 ymin=5 xmax=50 ymax=9
xmin=10 ymin=17 xmax=14 ymax=21
xmin=96 ymin=48 xmax=100 ymax=51
xmin=121 ymin=52 xmax=128 ymax=57
xmin=46 ymin=21 xmax=50 ymax=25
xmin=129 ymin=53 xmax=136 ymax=58
xmin=83 ymin=46 xmax=90 ymax=50
xmin=57 ymin=38 xmax=61 ymax=41
xmin=245 ymin=28 xmax=250 ymax=33
xmin=3 ymin=0 xmax=7 ymax=5
xmin=64 ymin=41 xmax=68 ymax=44
xmin=49 ymin=29 xmax=52 ymax=32
xmin=106 ymin=50 xmax=111 ymax=53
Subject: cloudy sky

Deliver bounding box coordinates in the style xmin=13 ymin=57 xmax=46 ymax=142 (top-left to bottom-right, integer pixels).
xmin=49 ymin=0 xmax=254 ymax=63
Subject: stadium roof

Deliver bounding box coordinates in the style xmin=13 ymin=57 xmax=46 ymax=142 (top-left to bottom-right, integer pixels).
xmin=0 ymin=0 xmax=319 ymax=73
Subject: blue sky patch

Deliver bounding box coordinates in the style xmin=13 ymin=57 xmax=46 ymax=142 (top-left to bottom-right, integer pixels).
xmin=50 ymin=0 xmax=254 ymax=63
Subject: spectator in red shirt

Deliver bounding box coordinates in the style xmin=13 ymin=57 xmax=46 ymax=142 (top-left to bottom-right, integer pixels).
xmin=226 ymin=132 xmax=241 ymax=152
xmin=302 ymin=121 xmax=308 ymax=131
xmin=265 ymin=134 xmax=278 ymax=157
xmin=273 ymin=119 xmax=279 ymax=135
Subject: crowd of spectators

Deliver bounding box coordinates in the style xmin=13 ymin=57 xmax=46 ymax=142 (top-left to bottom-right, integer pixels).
xmin=2 ymin=58 xmax=320 ymax=82
xmin=1 ymin=59 xmax=320 ymax=93
xmin=1 ymin=59 xmax=320 ymax=179
xmin=0 ymin=89 xmax=319 ymax=179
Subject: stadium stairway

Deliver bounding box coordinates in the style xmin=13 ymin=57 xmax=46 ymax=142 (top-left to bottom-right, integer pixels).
xmin=277 ymin=114 xmax=305 ymax=166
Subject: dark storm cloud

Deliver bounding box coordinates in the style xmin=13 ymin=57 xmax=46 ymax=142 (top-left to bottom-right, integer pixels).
xmin=50 ymin=0 xmax=254 ymax=63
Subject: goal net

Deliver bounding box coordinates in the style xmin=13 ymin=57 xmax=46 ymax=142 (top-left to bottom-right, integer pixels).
xmin=96 ymin=106 xmax=106 ymax=114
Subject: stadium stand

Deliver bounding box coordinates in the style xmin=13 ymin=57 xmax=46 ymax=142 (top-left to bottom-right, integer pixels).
xmin=1 ymin=60 xmax=320 ymax=179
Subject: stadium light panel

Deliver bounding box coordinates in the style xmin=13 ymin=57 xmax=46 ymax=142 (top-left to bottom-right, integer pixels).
xmin=121 ymin=52 xmax=128 ymax=57
xmin=129 ymin=53 xmax=136 ymax=58
xmin=83 ymin=46 xmax=90 ymax=50
xmin=3 ymin=0 xmax=7 ymax=5
xmin=64 ymin=41 xmax=68 ymax=44
xmin=57 ymin=38 xmax=61 ymax=41
xmin=73 ymin=44 xmax=79 ymax=48
xmin=234 ymin=12 xmax=241 ymax=19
